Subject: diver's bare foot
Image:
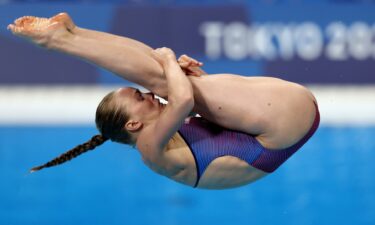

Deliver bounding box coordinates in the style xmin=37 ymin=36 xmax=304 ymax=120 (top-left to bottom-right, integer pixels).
xmin=7 ymin=12 xmax=76 ymax=48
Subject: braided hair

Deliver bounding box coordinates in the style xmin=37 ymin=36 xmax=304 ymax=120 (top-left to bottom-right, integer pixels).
xmin=30 ymin=135 xmax=108 ymax=172
xmin=31 ymin=90 xmax=134 ymax=172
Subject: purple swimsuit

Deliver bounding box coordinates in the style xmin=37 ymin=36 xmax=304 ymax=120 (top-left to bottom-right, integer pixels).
xmin=178 ymin=104 xmax=320 ymax=187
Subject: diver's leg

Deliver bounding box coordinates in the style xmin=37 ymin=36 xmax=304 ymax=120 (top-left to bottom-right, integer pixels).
xmin=8 ymin=13 xmax=168 ymax=97
xmin=188 ymin=75 xmax=318 ymax=149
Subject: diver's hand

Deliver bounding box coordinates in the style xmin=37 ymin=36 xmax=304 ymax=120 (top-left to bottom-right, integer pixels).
xmin=178 ymin=54 xmax=206 ymax=77
xmin=178 ymin=54 xmax=203 ymax=68
xmin=151 ymin=47 xmax=177 ymax=67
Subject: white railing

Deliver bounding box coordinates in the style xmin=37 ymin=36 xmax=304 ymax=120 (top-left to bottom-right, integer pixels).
xmin=0 ymin=85 xmax=374 ymax=125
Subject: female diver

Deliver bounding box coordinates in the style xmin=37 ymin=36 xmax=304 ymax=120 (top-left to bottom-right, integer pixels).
xmin=8 ymin=13 xmax=320 ymax=189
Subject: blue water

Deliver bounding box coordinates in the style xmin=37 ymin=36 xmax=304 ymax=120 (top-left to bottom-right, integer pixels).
xmin=0 ymin=126 xmax=374 ymax=225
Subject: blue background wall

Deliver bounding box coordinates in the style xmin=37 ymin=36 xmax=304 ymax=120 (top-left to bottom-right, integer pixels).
xmin=0 ymin=1 xmax=374 ymax=225
xmin=1 ymin=1 xmax=375 ymax=85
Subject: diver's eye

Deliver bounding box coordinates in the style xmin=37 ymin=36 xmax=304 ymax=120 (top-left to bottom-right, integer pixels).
xmin=137 ymin=91 xmax=144 ymax=101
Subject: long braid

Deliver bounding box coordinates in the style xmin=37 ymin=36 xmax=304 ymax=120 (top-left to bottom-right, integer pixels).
xmin=31 ymin=90 xmax=133 ymax=173
xmin=30 ymin=134 xmax=108 ymax=172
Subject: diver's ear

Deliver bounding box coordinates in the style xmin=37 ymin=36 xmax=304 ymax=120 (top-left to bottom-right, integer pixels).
xmin=125 ymin=120 xmax=143 ymax=132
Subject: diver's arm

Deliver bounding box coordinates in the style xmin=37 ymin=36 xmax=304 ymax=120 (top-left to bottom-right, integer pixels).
xmin=138 ymin=48 xmax=194 ymax=152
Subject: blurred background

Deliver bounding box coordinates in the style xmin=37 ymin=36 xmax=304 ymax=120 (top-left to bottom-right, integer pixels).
xmin=1 ymin=0 xmax=374 ymax=225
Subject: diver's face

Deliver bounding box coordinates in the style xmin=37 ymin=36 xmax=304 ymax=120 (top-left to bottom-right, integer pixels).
xmin=114 ymin=87 xmax=164 ymax=122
